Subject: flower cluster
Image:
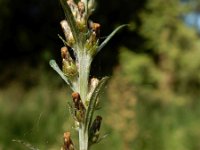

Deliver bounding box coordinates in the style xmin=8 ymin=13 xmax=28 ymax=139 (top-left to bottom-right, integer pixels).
xmin=59 ymin=0 xmax=100 ymax=55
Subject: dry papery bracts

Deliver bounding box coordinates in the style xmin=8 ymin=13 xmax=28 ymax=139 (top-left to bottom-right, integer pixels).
xmin=89 ymin=115 xmax=102 ymax=145
xmin=71 ymin=92 xmax=86 ymax=122
xmin=61 ymin=131 xmax=75 ymax=150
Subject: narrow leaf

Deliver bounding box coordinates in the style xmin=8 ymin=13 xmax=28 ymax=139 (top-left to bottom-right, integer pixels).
xmin=97 ymin=24 xmax=128 ymax=53
xmin=49 ymin=60 xmax=74 ymax=90
xmin=85 ymin=77 xmax=109 ymax=131
xmin=58 ymin=34 xmax=68 ymax=46
xmin=12 ymin=139 xmax=39 ymax=150
xmin=97 ymin=133 xmax=110 ymax=143
xmin=60 ymin=0 xmax=79 ymax=44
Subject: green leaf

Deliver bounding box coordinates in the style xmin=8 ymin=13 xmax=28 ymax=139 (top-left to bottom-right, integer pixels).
xmin=60 ymin=0 xmax=80 ymax=45
xmin=97 ymin=24 xmax=128 ymax=53
xmin=49 ymin=59 xmax=74 ymax=90
xmin=85 ymin=77 xmax=109 ymax=131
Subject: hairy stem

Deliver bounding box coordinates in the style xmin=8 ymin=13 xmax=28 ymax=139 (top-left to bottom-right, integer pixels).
xmin=77 ymin=50 xmax=92 ymax=150
xmin=78 ymin=51 xmax=91 ymax=103
xmin=79 ymin=123 xmax=89 ymax=150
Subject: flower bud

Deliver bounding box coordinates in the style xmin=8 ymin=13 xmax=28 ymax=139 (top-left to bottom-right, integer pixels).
xmin=89 ymin=22 xmax=100 ymax=33
xmin=61 ymin=46 xmax=69 ymax=59
xmin=89 ymin=21 xmax=100 ymax=39
xmin=61 ymin=131 xmax=74 ymax=150
xmin=72 ymin=92 xmax=81 ymax=108
xmin=71 ymin=92 xmax=85 ymax=122
xmin=60 ymin=20 xmax=75 ymax=46
xmin=87 ymin=78 xmax=99 ymax=102
xmin=89 ymin=31 xmax=97 ymax=45
xmin=62 ymin=59 xmax=78 ymax=77
xmin=76 ymin=2 xmax=86 ymax=31
xmin=85 ymin=31 xmax=98 ymax=56
xmin=90 ymin=78 xmax=99 ymax=89
xmin=89 ymin=116 xmax=102 ymax=143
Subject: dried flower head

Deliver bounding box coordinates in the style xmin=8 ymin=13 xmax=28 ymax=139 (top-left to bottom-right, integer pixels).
xmin=72 ymin=92 xmax=81 ymax=102
xmin=89 ymin=115 xmax=102 ymax=144
xmin=62 ymin=59 xmax=77 ymax=77
xmin=71 ymin=92 xmax=85 ymax=122
xmin=61 ymin=131 xmax=74 ymax=150
xmin=60 ymin=20 xmax=75 ymax=46
xmin=61 ymin=46 xmax=69 ymax=59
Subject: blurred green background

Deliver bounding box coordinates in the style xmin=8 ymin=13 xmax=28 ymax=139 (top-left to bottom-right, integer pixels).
xmin=1 ymin=0 xmax=200 ymax=149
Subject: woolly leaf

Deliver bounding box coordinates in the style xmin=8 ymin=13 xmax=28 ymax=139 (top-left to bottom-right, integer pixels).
xmin=49 ymin=60 xmax=74 ymax=90
xmin=97 ymin=24 xmax=128 ymax=53
xmin=85 ymin=77 xmax=109 ymax=131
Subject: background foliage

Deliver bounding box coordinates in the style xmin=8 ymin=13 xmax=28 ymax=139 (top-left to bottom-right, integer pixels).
xmin=0 ymin=0 xmax=200 ymax=149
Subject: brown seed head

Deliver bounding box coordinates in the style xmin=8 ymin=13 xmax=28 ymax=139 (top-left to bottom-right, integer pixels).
xmin=71 ymin=92 xmax=81 ymax=102
xmin=93 ymin=115 xmax=102 ymax=131
xmin=89 ymin=115 xmax=102 ymax=143
xmin=64 ymin=132 xmax=71 ymax=142
xmin=72 ymin=92 xmax=85 ymax=111
xmin=63 ymin=131 xmax=74 ymax=150
xmin=61 ymin=46 xmax=68 ymax=59
xmin=96 ymin=115 xmax=102 ymax=121
xmin=89 ymin=22 xmax=100 ymax=32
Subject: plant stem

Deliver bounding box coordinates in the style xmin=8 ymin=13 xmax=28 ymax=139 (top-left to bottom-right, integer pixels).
xmin=77 ymin=50 xmax=92 ymax=150
xmin=79 ymin=123 xmax=89 ymax=150
xmin=53 ymin=1 xmax=125 ymax=149
xmin=78 ymin=51 xmax=91 ymax=104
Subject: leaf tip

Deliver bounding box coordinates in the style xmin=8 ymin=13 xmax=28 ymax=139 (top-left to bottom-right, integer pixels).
xmin=49 ymin=59 xmax=56 ymax=68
